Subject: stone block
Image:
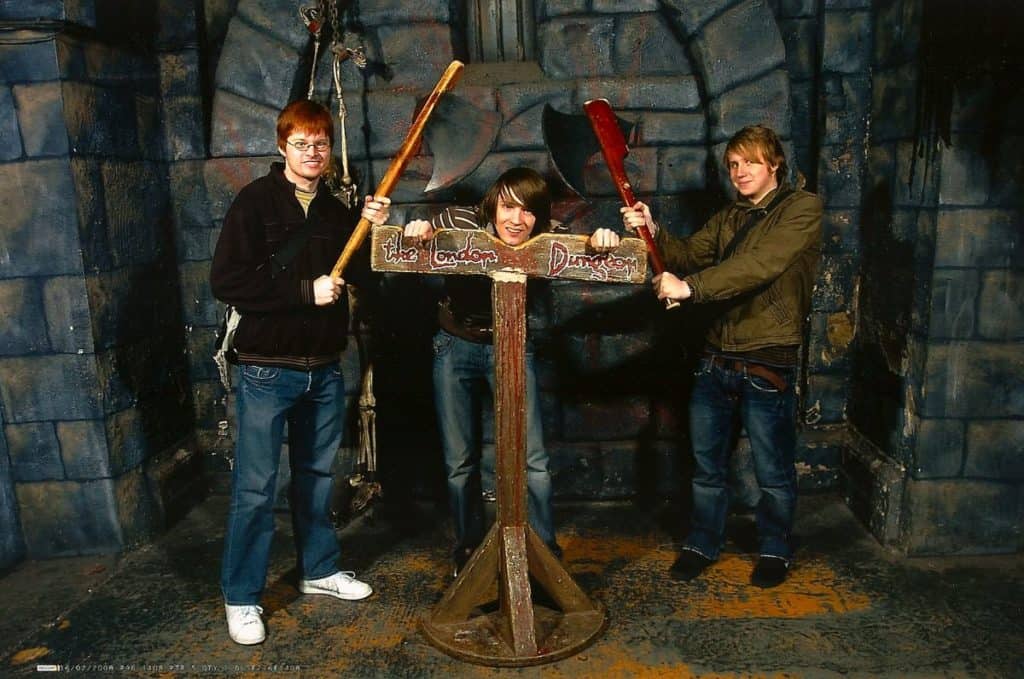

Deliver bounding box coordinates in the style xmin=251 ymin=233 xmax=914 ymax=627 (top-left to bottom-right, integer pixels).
xmin=689 ymin=0 xmax=785 ymax=98
xmin=780 ymin=18 xmax=816 ymax=80
xmin=811 ymin=252 xmax=856 ymax=313
xmin=939 ymin=134 xmax=990 ymax=206
xmin=872 ymin=0 xmax=919 ymax=67
xmin=978 ymin=270 xmax=1024 ymax=340
xmin=902 ymin=478 xmax=1023 ymax=555
xmin=113 ymin=465 xmax=159 ymax=547
xmin=69 ymin=157 xmax=111 ymax=271
xmin=156 ymin=0 xmax=198 ymax=50
xmin=356 ymin=0 xmax=449 ymax=24
xmin=825 ymin=0 xmax=870 ymax=8
xmin=375 ymin=24 xmax=455 ymax=89
xmin=577 ymin=76 xmax=701 ymax=111
xmin=806 ymin=310 xmax=854 ymax=372
xmin=0 ymin=354 xmax=102 ymax=422
xmin=870 ymin=65 xmax=916 ymax=142
xmin=6 ymin=422 xmax=62 ymax=482
xmin=169 ymin=160 xmax=212 ymax=230
xmin=209 ymin=90 xmax=279 ymax=157
xmin=796 ymin=432 xmax=843 ymax=490
xmin=105 ymin=408 xmax=148 ymax=477
xmin=156 ymin=49 xmax=200 ymax=98
xmin=549 ymin=441 xmax=639 ymax=499
xmin=0 ymin=278 xmax=49 ymax=355
xmin=57 ymin=419 xmax=110 ymax=479
xmin=180 ymin=260 xmax=219 ymax=326
xmin=923 ymin=343 xmax=1024 ymax=419
xmin=660 ymin=0 xmax=734 ymax=35
xmin=234 ymin=0 xmax=309 ymax=52
xmin=912 ymin=418 xmax=965 ymax=479
xmin=820 ymin=208 xmax=859 ymax=254
xmin=965 ymin=421 xmax=1024 ymax=480
xmin=935 ymin=209 xmax=1022 ymax=269
xmin=818 ymin=143 xmax=864 ymax=208
xmin=928 ymin=269 xmax=979 ymax=339
xmin=658 ymin=146 xmax=708 ymax=193
xmin=43 ymin=275 xmax=95 ymax=355
xmin=805 ymin=373 xmax=848 ymax=424
xmin=16 ymin=479 xmax=123 ymax=557
xmin=990 ymin=133 xmax=1024 ymax=208
xmin=822 ymin=11 xmax=869 ymax=74
xmin=179 ymin=226 xmax=214 ymax=263
xmin=134 ymin=92 xmax=163 ymax=161
xmin=612 ymin=13 xmax=690 ymax=76
xmin=538 ymin=0 xmax=588 ymax=19
xmin=186 ymin=325 xmax=220 ymax=382
xmin=779 ymin=0 xmax=816 ymax=19
xmin=215 ymin=20 xmax=296 ymax=111
xmin=562 ymin=395 xmax=652 ymax=442
xmin=162 ymin=95 xmax=206 ymax=162
xmin=0 ymin=424 xmax=26 ymax=569
xmin=0 ymin=159 xmax=83 ymax=278
xmin=63 ymin=82 xmax=138 ymax=158
xmin=496 ymin=81 xmax=569 ymax=151
xmin=594 ymin=0 xmax=660 ymax=10
xmin=81 ymin=40 xmax=157 ymax=85
xmin=825 ymin=75 xmax=870 ymax=145
xmin=203 ymin=157 xmax=271 ymax=219
xmin=0 ymin=37 xmax=59 ymax=83
xmin=639 ymin=112 xmax=706 ymax=145
xmin=102 ymin=160 xmax=170 ymax=267
xmin=0 ymin=86 xmax=23 ymax=161
xmin=538 ymin=17 xmax=615 ymax=79
xmin=709 ymin=70 xmax=792 ymax=143
xmin=361 ymin=90 xmax=418 ymax=159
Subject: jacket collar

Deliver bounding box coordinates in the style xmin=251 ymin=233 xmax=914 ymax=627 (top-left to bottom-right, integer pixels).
xmin=269 ymin=161 xmax=323 ymax=198
xmin=735 ymin=181 xmax=791 ymax=211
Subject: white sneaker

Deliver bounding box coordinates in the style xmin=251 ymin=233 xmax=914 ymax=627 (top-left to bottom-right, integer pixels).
xmin=299 ymin=571 xmax=372 ymax=601
xmin=225 ymin=604 xmax=265 ymax=645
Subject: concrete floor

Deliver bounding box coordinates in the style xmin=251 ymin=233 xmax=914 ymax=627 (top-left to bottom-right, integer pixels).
xmin=2 ymin=492 xmax=1022 ymax=678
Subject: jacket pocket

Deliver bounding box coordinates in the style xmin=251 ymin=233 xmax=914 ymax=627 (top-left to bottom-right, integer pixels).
xmin=764 ymin=283 xmax=793 ymax=326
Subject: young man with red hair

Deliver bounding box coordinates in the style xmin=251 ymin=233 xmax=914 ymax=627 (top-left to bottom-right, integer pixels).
xmin=211 ymin=99 xmax=390 ymax=644
xmin=592 ymin=125 xmax=822 ymax=588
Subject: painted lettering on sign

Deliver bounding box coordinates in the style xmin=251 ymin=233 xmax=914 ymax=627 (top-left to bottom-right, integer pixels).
xmin=548 ymin=242 xmax=640 ymax=281
xmin=430 ymin=233 xmax=499 ymax=270
xmin=380 ymin=232 xmax=420 ymax=264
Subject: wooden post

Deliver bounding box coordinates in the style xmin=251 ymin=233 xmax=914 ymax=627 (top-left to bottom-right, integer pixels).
xmin=371 ymin=226 xmax=647 ymax=666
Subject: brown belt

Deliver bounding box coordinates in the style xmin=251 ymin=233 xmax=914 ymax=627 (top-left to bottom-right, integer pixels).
xmin=705 ymin=354 xmax=789 ymax=392
xmin=438 ymin=301 xmax=493 ymax=344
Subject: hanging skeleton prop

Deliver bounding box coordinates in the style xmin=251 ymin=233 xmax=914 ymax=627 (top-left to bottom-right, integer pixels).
xmin=300 ymin=1 xmax=366 ymax=208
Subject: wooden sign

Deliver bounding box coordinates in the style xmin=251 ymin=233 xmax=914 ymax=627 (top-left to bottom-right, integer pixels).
xmin=371 ymin=226 xmax=648 ymax=283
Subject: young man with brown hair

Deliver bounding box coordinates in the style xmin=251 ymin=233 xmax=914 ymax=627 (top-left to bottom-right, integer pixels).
xmin=592 ymin=125 xmax=823 ymax=588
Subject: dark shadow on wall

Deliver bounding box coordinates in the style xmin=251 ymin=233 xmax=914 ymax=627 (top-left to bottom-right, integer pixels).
xmin=848 ymin=181 xmax=913 ymax=459
xmin=113 ymin=212 xmax=199 ymax=540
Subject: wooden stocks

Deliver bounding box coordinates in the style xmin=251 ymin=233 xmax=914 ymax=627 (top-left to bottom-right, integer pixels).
xmin=583 ymin=98 xmax=679 ymax=310
xmin=329 ymin=60 xmax=465 ymax=279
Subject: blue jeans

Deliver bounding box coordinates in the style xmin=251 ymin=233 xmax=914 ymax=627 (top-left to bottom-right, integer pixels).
xmin=221 ymin=363 xmax=345 ymax=605
xmin=684 ymin=357 xmax=798 ymax=562
xmin=432 ymin=330 xmax=558 ymax=556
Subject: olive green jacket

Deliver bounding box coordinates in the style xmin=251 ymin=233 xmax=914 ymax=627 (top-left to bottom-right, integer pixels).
xmin=655 ymin=184 xmax=823 ymax=352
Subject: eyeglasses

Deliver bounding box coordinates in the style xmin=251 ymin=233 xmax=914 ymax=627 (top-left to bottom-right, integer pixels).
xmin=286 ymin=139 xmax=330 ymax=152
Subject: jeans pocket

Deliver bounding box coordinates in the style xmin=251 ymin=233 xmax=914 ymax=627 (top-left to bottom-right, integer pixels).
xmin=242 ymin=364 xmax=280 ymax=383
xmin=747 ymin=373 xmax=781 ymax=393
xmin=432 ymin=331 xmax=453 ymax=357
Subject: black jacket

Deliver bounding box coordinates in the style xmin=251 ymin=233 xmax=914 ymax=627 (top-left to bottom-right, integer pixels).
xmin=210 ymin=163 xmax=373 ymax=369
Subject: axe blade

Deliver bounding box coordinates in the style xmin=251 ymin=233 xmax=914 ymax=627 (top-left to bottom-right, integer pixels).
xmin=542 ymin=103 xmax=635 ymax=198
xmin=422 ymin=93 xmax=502 ymax=193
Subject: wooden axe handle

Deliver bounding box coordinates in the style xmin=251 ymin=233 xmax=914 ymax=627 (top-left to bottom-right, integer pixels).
xmin=330 ymin=61 xmax=465 ymax=279
xmin=584 ymin=100 xmax=678 ymax=309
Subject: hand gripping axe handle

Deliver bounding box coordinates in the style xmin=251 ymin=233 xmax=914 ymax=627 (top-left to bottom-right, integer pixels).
xmin=330 ymin=61 xmax=465 ymax=278
xmin=583 ymin=98 xmax=679 ymax=309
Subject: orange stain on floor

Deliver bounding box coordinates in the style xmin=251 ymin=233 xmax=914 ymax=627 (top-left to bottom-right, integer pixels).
xmin=561 ymin=532 xmax=870 ymax=621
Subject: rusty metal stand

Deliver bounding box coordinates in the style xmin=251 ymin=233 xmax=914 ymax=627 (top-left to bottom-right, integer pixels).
xmin=419 ymin=273 xmax=606 ymax=666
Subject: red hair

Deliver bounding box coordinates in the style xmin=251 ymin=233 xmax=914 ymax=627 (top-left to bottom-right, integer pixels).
xmin=276 ymin=100 xmax=333 ymax=149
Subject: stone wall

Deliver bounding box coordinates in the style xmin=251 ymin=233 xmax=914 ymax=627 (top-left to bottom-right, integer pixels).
xmin=847 ymin=0 xmax=1023 ymax=554
xmin=0 ymin=1 xmax=203 ymax=562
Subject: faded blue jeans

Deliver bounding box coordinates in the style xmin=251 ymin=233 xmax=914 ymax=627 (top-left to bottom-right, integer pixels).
xmin=684 ymin=357 xmax=798 ymax=562
xmin=221 ymin=363 xmax=345 ymax=605
xmin=432 ymin=330 xmax=558 ymax=557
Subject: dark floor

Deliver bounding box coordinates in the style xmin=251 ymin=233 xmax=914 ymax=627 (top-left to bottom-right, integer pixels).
xmin=2 ymin=492 xmax=1022 ymax=678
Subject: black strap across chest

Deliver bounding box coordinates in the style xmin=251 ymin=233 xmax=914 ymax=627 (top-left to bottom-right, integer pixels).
xmin=718 ymin=189 xmax=794 ymax=264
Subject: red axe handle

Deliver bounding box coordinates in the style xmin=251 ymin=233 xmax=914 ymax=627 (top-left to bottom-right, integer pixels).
xmin=584 ymin=99 xmax=678 ymax=308
xmin=330 ymin=61 xmax=464 ymax=279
